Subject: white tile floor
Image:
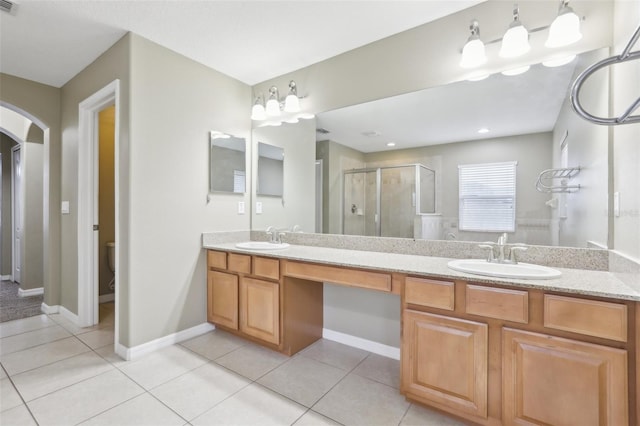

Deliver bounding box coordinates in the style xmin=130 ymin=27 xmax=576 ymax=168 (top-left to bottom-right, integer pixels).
xmin=0 ymin=304 xmax=468 ymax=425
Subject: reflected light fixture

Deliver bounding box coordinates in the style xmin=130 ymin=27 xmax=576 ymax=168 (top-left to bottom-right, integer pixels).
xmin=542 ymin=54 xmax=577 ymax=67
xmin=386 ymin=142 xmax=396 ymax=147
xmin=460 ymin=20 xmax=487 ymax=69
xmin=478 ymin=128 xmax=490 ymax=134
xmin=499 ymin=5 xmax=530 ymax=58
xmin=501 ymin=65 xmax=530 ymax=76
xmin=545 ymin=0 xmax=582 ymax=48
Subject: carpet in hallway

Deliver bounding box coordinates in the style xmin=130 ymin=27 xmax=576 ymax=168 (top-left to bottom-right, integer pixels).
xmin=0 ymin=280 xmax=43 ymax=322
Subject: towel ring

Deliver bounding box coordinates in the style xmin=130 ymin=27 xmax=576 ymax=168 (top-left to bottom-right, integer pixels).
xmin=570 ymin=24 xmax=640 ymax=125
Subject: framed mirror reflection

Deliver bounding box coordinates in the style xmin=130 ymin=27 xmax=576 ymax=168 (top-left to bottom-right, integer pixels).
xmin=209 ymin=131 xmax=246 ymax=194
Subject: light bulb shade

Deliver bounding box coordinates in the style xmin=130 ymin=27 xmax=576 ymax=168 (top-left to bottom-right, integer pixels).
xmin=500 ymin=24 xmax=530 ymax=58
xmin=251 ymin=103 xmax=266 ymax=121
xmin=284 ymin=94 xmax=300 ymax=113
xmin=501 ymin=65 xmax=530 ymax=76
xmin=545 ymin=9 xmax=582 ymax=48
xmin=265 ymin=98 xmax=280 ymax=116
xmin=460 ymin=37 xmax=487 ymax=68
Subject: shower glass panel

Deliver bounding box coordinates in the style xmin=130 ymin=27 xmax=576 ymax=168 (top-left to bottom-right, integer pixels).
xmin=343 ymin=164 xmax=435 ymax=238
xmin=380 ymin=166 xmax=415 ymax=238
xmin=343 ymin=170 xmax=377 ymax=236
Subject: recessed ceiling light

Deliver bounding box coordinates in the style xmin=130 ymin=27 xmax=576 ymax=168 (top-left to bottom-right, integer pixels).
xmin=501 ymin=65 xmax=530 ymax=76
xmin=386 ymin=142 xmax=396 ymax=147
xmin=478 ymin=128 xmax=490 ymax=134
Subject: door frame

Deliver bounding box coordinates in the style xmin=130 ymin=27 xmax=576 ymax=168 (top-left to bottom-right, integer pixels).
xmin=11 ymin=144 xmax=22 ymax=283
xmin=78 ymin=80 xmax=120 ymax=330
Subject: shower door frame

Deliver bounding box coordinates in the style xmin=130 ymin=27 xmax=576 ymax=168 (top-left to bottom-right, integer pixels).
xmin=342 ymin=163 xmax=435 ymax=237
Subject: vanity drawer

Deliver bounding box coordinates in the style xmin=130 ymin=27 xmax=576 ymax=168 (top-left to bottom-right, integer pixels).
xmin=405 ymin=277 xmax=454 ymax=311
xmin=253 ymin=257 xmax=280 ymax=280
xmin=228 ymin=253 xmax=251 ymax=274
xmin=283 ymin=261 xmax=391 ymax=292
xmin=466 ymin=285 xmax=528 ymax=324
xmin=207 ymin=250 xmax=227 ymax=270
xmin=544 ymin=295 xmax=627 ymax=342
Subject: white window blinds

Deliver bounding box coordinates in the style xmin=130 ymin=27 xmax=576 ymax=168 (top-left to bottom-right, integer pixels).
xmin=233 ymin=170 xmax=246 ymax=193
xmin=458 ymin=161 xmax=517 ymax=232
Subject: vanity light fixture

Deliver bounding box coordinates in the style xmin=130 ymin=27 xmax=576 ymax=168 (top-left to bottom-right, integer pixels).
xmin=252 ymin=80 xmax=310 ymax=124
xmin=545 ymin=0 xmax=582 ymax=48
xmin=467 ymin=72 xmax=490 ymax=82
xmin=499 ymin=5 xmax=530 ymax=58
xmin=265 ymin=86 xmax=281 ymax=117
xmin=460 ymin=20 xmax=487 ymax=69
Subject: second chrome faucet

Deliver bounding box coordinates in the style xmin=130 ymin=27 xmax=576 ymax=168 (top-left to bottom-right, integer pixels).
xmin=478 ymin=233 xmax=528 ymax=264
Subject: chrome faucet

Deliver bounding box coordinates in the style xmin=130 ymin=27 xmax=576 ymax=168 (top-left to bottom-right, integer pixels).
xmin=477 ymin=233 xmax=527 ymax=264
xmin=265 ymin=226 xmax=286 ymax=244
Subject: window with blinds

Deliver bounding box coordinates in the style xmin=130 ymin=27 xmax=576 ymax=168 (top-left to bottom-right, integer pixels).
xmin=233 ymin=170 xmax=246 ymax=193
xmin=458 ymin=161 xmax=517 ymax=232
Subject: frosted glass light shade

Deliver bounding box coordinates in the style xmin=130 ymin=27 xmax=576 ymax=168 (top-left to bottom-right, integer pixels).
xmin=460 ymin=38 xmax=487 ymax=68
xmin=542 ymin=54 xmax=576 ymax=67
xmin=500 ymin=24 xmax=530 ymax=58
xmin=265 ymin=98 xmax=280 ymax=116
xmin=502 ymin=65 xmax=530 ymax=76
xmin=251 ymin=104 xmax=266 ymax=121
xmin=546 ymin=10 xmax=582 ymax=48
xmin=284 ymin=94 xmax=300 ymax=113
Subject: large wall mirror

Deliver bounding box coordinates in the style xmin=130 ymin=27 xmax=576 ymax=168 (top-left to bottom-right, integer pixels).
xmin=209 ymin=131 xmax=246 ymax=194
xmin=256 ymin=142 xmax=284 ymax=197
xmin=249 ymin=49 xmax=609 ymax=248
xmin=315 ymin=48 xmax=609 ymax=248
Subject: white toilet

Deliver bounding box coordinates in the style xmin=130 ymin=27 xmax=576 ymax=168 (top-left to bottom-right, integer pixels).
xmin=106 ymin=241 xmax=115 ymax=290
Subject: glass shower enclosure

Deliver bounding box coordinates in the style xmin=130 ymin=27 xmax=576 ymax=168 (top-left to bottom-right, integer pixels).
xmin=342 ymin=164 xmax=435 ymax=238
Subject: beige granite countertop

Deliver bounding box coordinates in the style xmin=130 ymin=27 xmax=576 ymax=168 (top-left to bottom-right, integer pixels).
xmin=203 ymin=241 xmax=640 ymax=302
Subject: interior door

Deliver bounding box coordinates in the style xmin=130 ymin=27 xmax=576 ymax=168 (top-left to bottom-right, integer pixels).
xmin=12 ymin=146 xmax=22 ymax=283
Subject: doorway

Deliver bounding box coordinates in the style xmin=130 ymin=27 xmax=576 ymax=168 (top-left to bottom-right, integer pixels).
xmin=77 ymin=80 xmax=120 ymax=344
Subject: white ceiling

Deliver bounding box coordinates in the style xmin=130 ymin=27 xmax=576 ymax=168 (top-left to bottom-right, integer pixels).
xmin=316 ymin=60 xmax=578 ymax=153
xmin=0 ymin=0 xmax=483 ymax=88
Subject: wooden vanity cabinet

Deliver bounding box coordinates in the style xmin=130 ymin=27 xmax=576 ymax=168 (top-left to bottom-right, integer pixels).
xmin=401 ymin=277 xmax=634 ymax=425
xmin=239 ymin=277 xmax=280 ymax=345
xmin=502 ymin=328 xmax=628 ymax=426
xmin=402 ymin=310 xmax=488 ymax=418
xmin=207 ymin=270 xmax=238 ymax=329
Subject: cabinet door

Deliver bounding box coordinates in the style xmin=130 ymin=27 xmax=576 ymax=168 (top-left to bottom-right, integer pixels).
xmin=503 ymin=328 xmax=628 ymax=426
xmin=402 ymin=310 xmax=488 ymax=418
xmin=207 ymin=271 xmax=238 ymax=330
xmin=240 ymin=277 xmax=280 ymax=345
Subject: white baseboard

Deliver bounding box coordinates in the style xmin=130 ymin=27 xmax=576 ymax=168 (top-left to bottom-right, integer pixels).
xmin=40 ymin=303 xmax=80 ymax=326
xmin=18 ymin=287 xmax=44 ymax=297
xmin=117 ymin=322 xmax=216 ymax=361
xmin=99 ymin=293 xmax=115 ymax=304
xmin=1 ymin=275 xmax=12 ymax=281
xmin=322 ymin=328 xmax=400 ymax=360
xmin=41 ymin=302 xmax=59 ymax=314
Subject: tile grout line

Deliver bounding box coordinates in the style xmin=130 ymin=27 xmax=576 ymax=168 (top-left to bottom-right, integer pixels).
xmin=1 ymin=363 xmax=42 ymax=425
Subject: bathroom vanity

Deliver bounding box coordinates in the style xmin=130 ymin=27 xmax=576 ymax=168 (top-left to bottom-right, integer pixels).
xmin=203 ymin=242 xmax=639 ymax=426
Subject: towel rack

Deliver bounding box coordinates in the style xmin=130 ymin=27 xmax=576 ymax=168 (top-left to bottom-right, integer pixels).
xmin=570 ymin=24 xmax=640 ymax=125
xmin=536 ymin=167 xmax=581 ymax=193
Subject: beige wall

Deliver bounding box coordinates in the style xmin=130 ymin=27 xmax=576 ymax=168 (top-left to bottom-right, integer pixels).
xmin=252 ymin=119 xmax=316 ymax=233
xmin=127 ymin=34 xmax=250 ymax=347
xmin=22 ymin=141 xmax=44 ymax=289
xmin=60 ymin=34 xmax=131 ymax=341
xmin=0 ymin=134 xmax=17 ymax=277
xmin=612 ymin=0 xmax=640 ymax=261
xmin=0 ymin=73 xmax=62 ymax=306
xmin=98 ymin=106 xmax=115 ymax=296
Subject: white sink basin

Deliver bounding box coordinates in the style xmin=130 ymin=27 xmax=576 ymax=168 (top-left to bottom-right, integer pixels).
xmin=235 ymin=241 xmax=290 ymax=250
xmin=447 ymin=259 xmax=561 ymax=280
